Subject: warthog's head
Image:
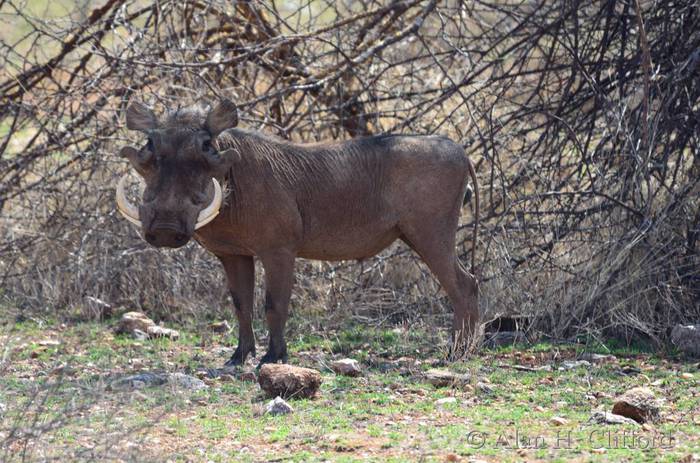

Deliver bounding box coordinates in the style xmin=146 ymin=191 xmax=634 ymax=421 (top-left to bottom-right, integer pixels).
xmin=116 ymin=100 xmax=238 ymax=248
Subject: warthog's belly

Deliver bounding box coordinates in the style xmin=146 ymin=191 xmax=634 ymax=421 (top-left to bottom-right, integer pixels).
xmin=296 ymin=226 xmax=401 ymax=261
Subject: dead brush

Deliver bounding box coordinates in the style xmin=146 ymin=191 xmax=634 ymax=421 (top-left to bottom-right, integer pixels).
xmin=0 ymin=0 xmax=698 ymax=348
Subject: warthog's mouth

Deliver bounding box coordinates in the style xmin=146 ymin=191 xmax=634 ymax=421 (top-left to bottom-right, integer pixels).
xmin=115 ymin=175 xmax=223 ymax=230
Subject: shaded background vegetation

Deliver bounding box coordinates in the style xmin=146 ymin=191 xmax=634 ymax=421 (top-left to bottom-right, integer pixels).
xmin=1 ymin=0 xmax=699 ymax=347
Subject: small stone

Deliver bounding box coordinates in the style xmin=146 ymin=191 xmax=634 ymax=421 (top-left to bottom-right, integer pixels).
xmin=612 ymin=387 xmax=661 ymax=423
xmin=265 ymin=396 xmax=294 ymax=415
xmin=219 ymin=374 xmax=235 ymax=382
xmin=680 ymin=372 xmax=694 ymax=380
xmin=579 ymin=353 xmax=617 ymax=363
xmin=475 ymin=382 xmax=494 ymax=394
xmin=0 ymin=402 xmax=5 ymax=417
xmin=589 ymin=410 xmax=639 ymax=425
xmin=208 ymin=321 xmax=231 ymax=334
xmin=132 ymin=329 xmax=148 ymax=341
xmin=424 ymin=369 xmax=470 ymax=387
xmin=445 ymin=453 xmax=460 ymax=462
xmin=550 ymin=416 xmax=568 ymax=426
xmin=331 ymin=358 xmax=362 ymax=377
xmin=110 ymin=372 xmax=167 ymax=390
xmin=258 ymin=364 xmax=322 ymax=399
xmin=559 ymin=360 xmax=591 ymax=370
xmin=147 ymin=325 xmax=180 ymax=340
xmin=435 ymin=397 xmax=458 ymax=406
xmin=167 ymin=373 xmax=208 ymax=391
xmin=38 ymin=339 xmax=61 ymax=347
xmin=671 ymin=324 xmax=700 ymax=357
xmin=115 ymin=312 xmax=156 ymax=334
xmin=591 ymin=448 xmax=607 ymax=454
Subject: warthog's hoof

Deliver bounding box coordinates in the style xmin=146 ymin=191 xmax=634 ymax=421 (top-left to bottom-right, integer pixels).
xmin=225 ymin=345 xmax=256 ymax=367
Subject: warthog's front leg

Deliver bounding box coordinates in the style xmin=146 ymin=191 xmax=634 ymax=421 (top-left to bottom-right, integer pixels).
xmin=219 ymin=254 xmax=256 ymax=366
xmin=258 ymin=250 xmax=295 ymax=366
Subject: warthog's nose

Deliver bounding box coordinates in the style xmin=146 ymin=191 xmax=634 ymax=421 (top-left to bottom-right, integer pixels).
xmin=144 ymin=227 xmax=190 ymax=248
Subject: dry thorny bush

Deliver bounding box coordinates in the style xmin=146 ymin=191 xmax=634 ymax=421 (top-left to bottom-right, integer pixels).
xmin=0 ymin=0 xmax=698 ymax=347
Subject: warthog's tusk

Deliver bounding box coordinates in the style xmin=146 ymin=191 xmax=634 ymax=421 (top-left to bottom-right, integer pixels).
xmin=115 ymin=176 xmax=223 ymax=230
xmin=194 ymin=178 xmax=223 ymax=230
xmin=116 ymin=175 xmax=142 ymax=227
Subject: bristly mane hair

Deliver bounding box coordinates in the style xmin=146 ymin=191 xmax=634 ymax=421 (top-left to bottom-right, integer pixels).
xmin=162 ymin=105 xmax=208 ymax=131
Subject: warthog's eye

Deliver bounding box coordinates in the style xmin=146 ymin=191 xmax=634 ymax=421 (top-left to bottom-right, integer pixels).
xmin=144 ymin=138 xmax=154 ymax=152
xmin=202 ymin=138 xmax=215 ymax=154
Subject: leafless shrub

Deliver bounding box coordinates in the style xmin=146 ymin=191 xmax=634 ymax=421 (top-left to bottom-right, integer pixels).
xmin=0 ymin=0 xmax=698 ymax=345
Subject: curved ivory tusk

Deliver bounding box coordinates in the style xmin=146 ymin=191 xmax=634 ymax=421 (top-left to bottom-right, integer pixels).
xmin=115 ymin=175 xmax=142 ymax=227
xmin=116 ymin=176 xmax=222 ymax=230
xmin=194 ymin=178 xmax=223 ymax=230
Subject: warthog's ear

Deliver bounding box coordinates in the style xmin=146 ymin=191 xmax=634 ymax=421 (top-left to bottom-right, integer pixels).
xmin=126 ymin=102 xmax=158 ymax=132
xmin=206 ymin=99 xmax=238 ymax=137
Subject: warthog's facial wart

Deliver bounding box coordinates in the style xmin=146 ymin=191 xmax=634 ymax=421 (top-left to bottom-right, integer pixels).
xmin=116 ymin=100 xmax=238 ymax=248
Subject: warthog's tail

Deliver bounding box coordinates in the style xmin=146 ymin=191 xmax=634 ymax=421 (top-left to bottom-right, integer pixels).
xmin=465 ymin=155 xmax=479 ymax=275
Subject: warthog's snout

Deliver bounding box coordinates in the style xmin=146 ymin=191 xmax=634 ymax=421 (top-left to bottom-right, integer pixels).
xmin=144 ymin=225 xmax=190 ymax=248
xmin=143 ymin=214 xmax=191 ymax=248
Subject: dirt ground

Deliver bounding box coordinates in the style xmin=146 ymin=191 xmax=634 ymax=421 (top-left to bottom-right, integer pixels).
xmin=1 ymin=318 xmax=699 ymax=462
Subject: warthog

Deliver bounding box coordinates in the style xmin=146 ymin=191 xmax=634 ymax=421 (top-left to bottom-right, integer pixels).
xmin=116 ymin=99 xmax=479 ymax=366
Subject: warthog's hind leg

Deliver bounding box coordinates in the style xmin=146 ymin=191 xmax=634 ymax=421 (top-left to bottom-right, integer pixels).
xmin=400 ymin=225 xmax=479 ymax=358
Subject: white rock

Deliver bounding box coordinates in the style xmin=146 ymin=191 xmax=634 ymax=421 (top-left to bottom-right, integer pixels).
xmin=331 ymin=358 xmax=362 ymax=377
xmin=110 ymin=372 xmax=166 ymax=390
xmin=671 ymin=324 xmax=700 ymax=356
xmin=116 ymin=312 xmax=156 ymax=334
xmin=266 ymin=396 xmax=294 ymax=415
xmin=579 ymin=353 xmax=617 ymax=363
xmin=559 ymin=360 xmax=591 ymax=370
xmin=167 ymin=372 xmax=208 ymax=391
xmin=476 ymin=382 xmax=495 ymax=394
xmin=589 ymin=410 xmax=639 ymax=426
xmin=550 ymin=416 xmax=568 ymax=426
xmin=38 ymin=339 xmax=61 ymax=347
xmin=147 ymin=325 xmax=180 ymax=340
xmin=424 ymin=369 xmax=470 ymax=387
xmin=435 ymin=397 xmax=458 ymax=406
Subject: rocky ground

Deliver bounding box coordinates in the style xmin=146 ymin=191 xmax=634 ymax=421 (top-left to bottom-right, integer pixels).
xmin=0 ymin=314 xmax=698 ymax=462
